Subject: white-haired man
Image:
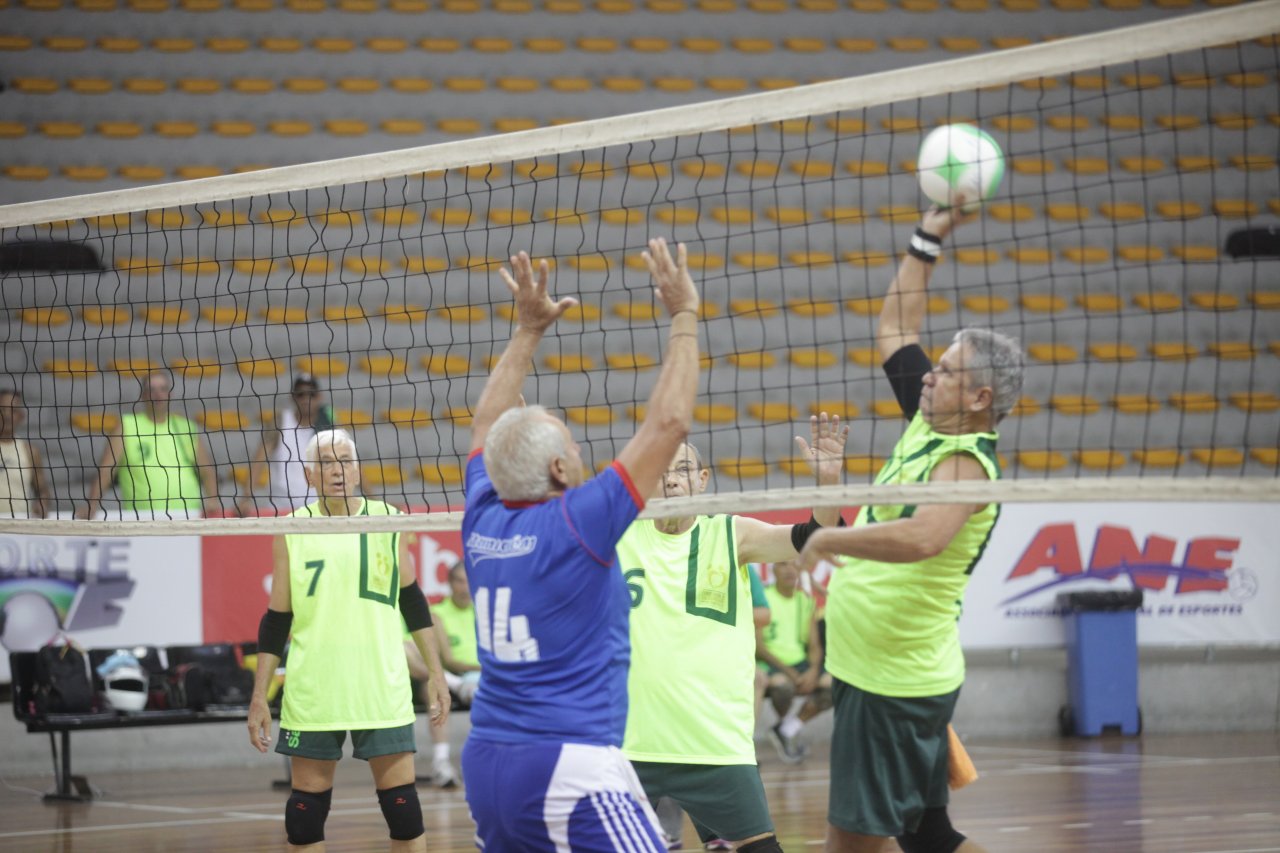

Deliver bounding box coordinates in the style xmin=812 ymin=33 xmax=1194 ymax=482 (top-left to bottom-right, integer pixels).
xmin=618 ymin=417 xmax=847 ymax=853
xmin=461 ymin=240 xmax=700 ymax=851
xmin=798 ymin=204 xmax=1024 ymax=853
xmin=247 ymin=429 xmax=450 ymax=852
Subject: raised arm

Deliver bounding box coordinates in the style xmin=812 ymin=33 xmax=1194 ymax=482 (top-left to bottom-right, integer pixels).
xmin=736 ymin=413 xmax=849 ymax=565
xmin=29 ymin=443 xmax=51 ymax=519
xmin=614 ymin=238 xmax=701 ymax=498
xmin=876 ymin=204 xmax=974 ymax=364
xmin=79 ymin=428 xmax=124 ymax=519
xmin=470 ymin=252 xmax=577 ymax=452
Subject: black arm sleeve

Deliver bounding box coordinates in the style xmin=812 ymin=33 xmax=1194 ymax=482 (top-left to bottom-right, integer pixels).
xmin=399 ymin=582 xmax=433 ymax=632
xmin=257 ymin=609 xmax=293 ymax=658
xmin=883 ymin=343 xmax=933 ymax=419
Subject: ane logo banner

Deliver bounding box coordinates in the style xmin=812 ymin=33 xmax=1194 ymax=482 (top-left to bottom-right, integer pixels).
xmin=959 ymin=503 xmax=1277 ymax=648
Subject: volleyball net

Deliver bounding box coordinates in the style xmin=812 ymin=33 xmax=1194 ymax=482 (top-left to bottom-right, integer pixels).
xmin=0 ymin=2 xmax=1277 ymax=534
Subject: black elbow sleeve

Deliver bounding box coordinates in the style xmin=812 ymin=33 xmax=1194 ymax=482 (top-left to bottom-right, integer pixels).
xmin=258 ymin=609 xmax=293 ymax=658
xmin=399 ymin=582 xmax=433 ymax=632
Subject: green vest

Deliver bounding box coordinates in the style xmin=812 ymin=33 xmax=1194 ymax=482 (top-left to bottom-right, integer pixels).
xmin=761 ymin=585 xmax=814 ymax=669
xmin=617 ymin=515 xmax=757 ymax=765
xmin=826 ymin=413 xmax=1001 ymax=698
xmin=281 ymin=499 xmax=414 ymax=731
xmin=118 ymin=412 xmax=203 ymax=510
xmin=434 ymin=597 xmax=479 ymax=669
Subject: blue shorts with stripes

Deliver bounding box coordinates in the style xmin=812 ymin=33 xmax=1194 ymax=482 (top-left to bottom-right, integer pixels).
xmin=463 ymin=738 xmax=665 ymax=852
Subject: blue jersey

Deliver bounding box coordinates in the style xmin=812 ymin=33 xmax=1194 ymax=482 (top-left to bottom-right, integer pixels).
xmin=462 ymin=450 xmax=644 ymax=746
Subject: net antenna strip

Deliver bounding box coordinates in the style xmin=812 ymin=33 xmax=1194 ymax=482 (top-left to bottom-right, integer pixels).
xmin=2 ymin=479 xmax=1278 ymax=537
xmin=0 ymin=1 xmax=1276 ymax=228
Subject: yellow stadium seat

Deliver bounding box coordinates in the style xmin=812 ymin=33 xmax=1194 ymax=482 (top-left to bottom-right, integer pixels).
xmin=728 ymin=299 xmax=780 ymax=318
xmin=110 ymin=358 xmax=159 ymax=378
xmin=1133 ymin=449 xmax=1183 ymax=468
xmin=746 ymin=402 xmax=798 ymax=422
xmin=1020 ymin=294 xmax=1067 ymax=313
xmin=766 ymin=207 xmax=809 ymax=225
xmin=1072 ymin=294 xmax=1120 ymax=314
xmin=175 ymin=258 xmax=220 ymax=275
xmin=1207 ymin=342 xmax=1255 ymax=360
xmin=21 ymin=307 xmax=71 ymax=326
xmin=197 ymin=410 xmax=249 ymax=432
xmin=1149 ymin=342 xmax=1197 ymax=361
xmin=1169 ymin=392 xmax=1218 ymax=413
xmin=1175 ymin=156 xmax=1217 ymax=173
xmin=1230 ymin=392 xmax=1279 ymax=413
xmin=991 ymin=115 xmax=1036 ymax=133
xmin=1099 ymin=202 xmax=1145 ymax=221
xmin=381 ymin=305 xmax=428 ymax=323
xmin=1027 ymin=343 xmax=1077 ymax=364
xmin=1061 ymin=246 xmax=1110 ymax=264
xmin=691 ymin=404 xmax=734 ymax=425
xmin=1116 ymin=245 xmax=1164 ymax=263
xmin=1051 ymin=395 xmax=1101 ymax=416
xmin=985 ymin=203 xmax=1034 ymax=223
xmin=1101 ymin=114 xmax=1143 ymax=132
xmin=679 ymin=161 xmax=726 ymax=179
xmin=1088 ymin=343 xmax=1137 ymax=363
xmin=1191 ymin=448 xmax=1244 ymax=468
xmin=70 ymin=412 xmax=120 ymax=433
xmin=115 ymin=256 xmax=160 ymax=273
xmin=727 ymin=352 xmax=778 ymax=369
xmin=602 ymin=353 xmax=655 ymax=372
xmin=718 ymin=458 xmax=768 ymax=479
xmin=268 ymin=120 xmax=311 ymax=137
xmin=201 ymin=306 xmax=248 ymax=326
xmin=731 ymin=253 xmax=778 ymax=270
xmin=46 ymin=360 xmax=98 ymax=379
xmin=1111 ymin=394 xmax=1159 ymax=415
xmin=1018 ymin=450 xmax=1067 ymax=471
xmin=0 ymin=36 xmax=33 ymax=50
xmin=1213 ymin=199 xmax=1258 ymax=218
xmin=359 ymin=463 xmax=404 ymax=489
xmin=1118 ymin=157 xmax=1164 ymax=175
xmin=870 ymin=399 xmax=903 ymax=419
xmin=239 ymin=357 xmax=284 ymax=379
xmin=786 ymin=301 xmax=838 ymax=319
xmin=652 ymin=207 xmax=699 ymax=226
xmin=1249 ymin=292 xmax=1280 ymax=309
xmin=845 ymin=455 xmax=886 ymax=477
xmin=1189 ymin=292 xmax=1239 ymax=311
xmin=732 ymin=38 xmax=773 ymax=53
xmin=711 ymin=207 xmax=753 ymax=225
xmin=1230 ymin=154 xmax=1276 ymax=172
xmin=846 ymin=348 xmax=877 ymax=367
xmin=1171 ymin=245 xmax=1218 ymax=263
xmin=941 ymin=36 xmax=983 ymax=52
xmin=1045 ymin=115 xmax=1089 ymax=132
xmin=1076 ymin=450 xmax=1126 ymax=471
xmin=0 ymin=122 xmax=26 ymax=140
xmin=258 ymin=306 xmax=307 ymax=324
xmin=419 ymin=462 xmax=464 ymax=487
xmin=543 ymin=354 xmax=595 ymax=372
xmin=288 ymin=256 xmax=330 ymax=276
xmin=439 ymin=118 xmax=482 ymax=134
xmin=788 ymin=348 xmax=839 ymax=369
xmin=321 ymin=305 xmax=366 ymax=324
xmin=1252 ymin=448 xmax=1280 ymax=467
xmin=1132 ymin=292 xmax=1181 ymax=312
xmin=735 ymin=161 xmax=780 ymax=179
xmin=422 ymin=354 xmax=470 ymax=376
xmin=962 ymin=295 xmax=1010 ymax=314
xmin=81 ymin=306 xmax=130 ymax=326
xmin=232 ymin=257 xmax=281 ymax=275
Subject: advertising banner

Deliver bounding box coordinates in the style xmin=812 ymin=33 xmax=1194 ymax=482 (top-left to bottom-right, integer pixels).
xmin=0 ymin=534 xmax=202 ymax=682
xmin=959 ymin=503 xmax=1279 ymax=648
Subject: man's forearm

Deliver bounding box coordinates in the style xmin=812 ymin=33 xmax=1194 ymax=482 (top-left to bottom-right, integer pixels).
xmin=473 ymin=326 xmax=543 ymax=430
xmin=818 ymin=518 xmax=941 ymax=565
xmin=250 ymin=651 xmax=281 ymax=701
xmin=639 ymin=311 xmax=698 ymax=429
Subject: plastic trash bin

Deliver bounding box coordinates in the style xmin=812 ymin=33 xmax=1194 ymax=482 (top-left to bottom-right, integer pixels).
xmin=1057 ymin=590 xmax=1143 ymax=737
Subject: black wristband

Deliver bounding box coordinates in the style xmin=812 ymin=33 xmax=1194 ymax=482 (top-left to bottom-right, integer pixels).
xmin=907 ymin=245 xmax=939 ymax=264
xmin=790 ymin=516 xmax=823 ymax=551
xmin=914 ymin=226 xmax=942 ymax=246
xmin=399 ymin=582 xmax=433 ymax=632
xmin=257 ymin=608 xmax=293 ymax=658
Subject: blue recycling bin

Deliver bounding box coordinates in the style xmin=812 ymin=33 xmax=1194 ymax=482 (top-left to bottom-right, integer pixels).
xmin=1058 ymin=590 xmax=1143 ymax=737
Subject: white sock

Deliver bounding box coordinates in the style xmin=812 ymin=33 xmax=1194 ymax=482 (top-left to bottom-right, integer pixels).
xmin=433 ymin=742 xmax=450 ymax=763
xmin=779 ymin=714 xmax=803 ymax=739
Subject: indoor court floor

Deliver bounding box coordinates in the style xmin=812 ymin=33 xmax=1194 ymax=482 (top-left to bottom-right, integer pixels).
xmin=0 ymin=733 xmax=1276 ymax=852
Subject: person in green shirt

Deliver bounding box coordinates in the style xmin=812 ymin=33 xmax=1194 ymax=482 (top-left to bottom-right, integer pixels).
xmin=246 ymin=429 xmax=451 ymax=852
xmin=418 ymin=560 xmax=480 ymax=790
xmin=756 ymin=560 xmax=831 ymax=765
xmin=797 ymin=202 xmax=1023 ymax=853
xmin=80 ymin=372 xmax=219 ymax=518
xmin=619 ymin=415 xmax=847 ymax=853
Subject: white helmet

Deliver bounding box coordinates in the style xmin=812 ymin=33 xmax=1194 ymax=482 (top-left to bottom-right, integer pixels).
xmin=97 ymin=653 xmax=149 ymax=713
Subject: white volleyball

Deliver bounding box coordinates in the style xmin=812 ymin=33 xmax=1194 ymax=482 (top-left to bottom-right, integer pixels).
xmin=916 ymin=123 xmax=1005 ymax=211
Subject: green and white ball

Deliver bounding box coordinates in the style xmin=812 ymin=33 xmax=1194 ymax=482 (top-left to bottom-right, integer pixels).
xmin=916 ymin=123 xmax=1005 ymax=211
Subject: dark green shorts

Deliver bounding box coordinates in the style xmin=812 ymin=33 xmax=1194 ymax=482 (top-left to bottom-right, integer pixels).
xmin=631 ymin=761 xmax=773 ymax=843
xmin=275 ymin=722 xmax=416 ymax=762
xmin=828 ymin=678 xmax=959 ymax=837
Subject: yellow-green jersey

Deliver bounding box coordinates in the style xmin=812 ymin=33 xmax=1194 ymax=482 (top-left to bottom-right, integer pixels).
xmin=618 ymin=515 xmax=757 ymax=765
xmin=281 ymin=499 xmax=414 ymax=731
xmin=433 ymin=597 xmax=479 ymax=669
xmin=118 ymin=412 xmax=203 ymax=511
xmin=760 ymin=585 xmax=815 ymax=669
xmin=826 ymin=412 xmax=1000 ymax=698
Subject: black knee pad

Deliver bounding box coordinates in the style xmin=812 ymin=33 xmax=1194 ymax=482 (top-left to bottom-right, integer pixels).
xmin=377 ymin=782 xmax=424 ymax=841
xmin=737 ymin=835 xmax=784 ymax=853
xmin=896 ymin=807 xmax=966 ymax=853
xmin=285 ymin=788 xmax=332 ymax=846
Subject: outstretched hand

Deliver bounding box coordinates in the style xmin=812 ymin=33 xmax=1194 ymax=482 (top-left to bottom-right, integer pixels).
xmin=920 ymin=195 xmax=980 ymax=240
xmin=500 ymin=251 xmax=577 ymax=333
xmin=641 ymin=237 xmax=700 ymax=318
xmin=794 ymin=412 xmax=849 ymax=486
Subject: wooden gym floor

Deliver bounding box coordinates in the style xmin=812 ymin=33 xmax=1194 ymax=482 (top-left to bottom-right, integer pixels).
xmin=0 ymin=733 xmax=1276 ymax=852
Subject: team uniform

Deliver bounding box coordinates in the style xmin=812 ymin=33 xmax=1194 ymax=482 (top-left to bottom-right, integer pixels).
xmin=760 ymin=584 xmax=816 ymax=674
xmin=433 ymin=596 xmax=481 ymax=698
xmin=824 ymin=343 xmax=1002 ymax=837
xmin=276 ymin=499 xmax=417 ymax=760
xmin=460 ymin=450 xmax=664 ymax=852
xmin=118 ymin=412 xmax=203 ymax=514
xmin=0 ymin=438 xmax=36 ymax=518
xmin=617 ymin=515 xmax=774 ymax=843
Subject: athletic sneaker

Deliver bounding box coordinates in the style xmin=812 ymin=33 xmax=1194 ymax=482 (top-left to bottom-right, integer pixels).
xmin=431 ymin=759 xmax=460 ymax=790
xmin=769 ymin=722 xmax=809 ymax=765
xmin=703 ymin=840 xmax=732 ymax=851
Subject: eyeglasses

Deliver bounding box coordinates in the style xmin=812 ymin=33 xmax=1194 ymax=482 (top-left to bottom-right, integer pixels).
xmin=665 ymin=464 xmax=699 ymax=477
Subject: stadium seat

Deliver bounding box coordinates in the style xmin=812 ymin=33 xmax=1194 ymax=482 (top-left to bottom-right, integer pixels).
xmin=600 ymin=353 xmax=655 ymax=372
xmin=294 ymin=355 xmax=346 ymax=378
xmin=197 ymin=410 xmax=250 ymax=432
xmin=1089 ymin=343 xmax=1137 ymax=362
xmin=420 ymin=354 xmax=470 ymax=376
xmin=1133 ymin=292 xmax=1181 ymax=312
xmin=45 ymin=359 xmax=97 ymax=379
xmin=954 ymin=247 xmax=1001 ymax=265
xmin=1169 ymin=392 xmax=1218 ymax=413
xmin=420 ymin=462 xmax=464 ymax=487
xmin=1099 ymin=202 xmax=1145 ymax=221
xmin=1191 ymin=448 xmax=1244 ymax=468
xmin=1172 ymin=245 xmax=1218 ymax=263
xmin=563 ymin=304 xmax=603 ymax=322
xmin=1251 ymin=448 xmax=1280 ymax=468
xmin=746 ymin=401 xmax=798 ymax=422
xmin=143 ymin=306 xmax=191 ymax=326
xmin=1149 ymin=342 xmax=1197 ymax=361
xmin=361 ymin=463 xmax=404 ymax=489
xmin=260 ymin=306 xmax=308 ymax=324
xmin=201 ymin=306 xmax=248 ymax=326
xmin=727 ymin=352 xmax=778 ymax=369
xmin=1020 ymin=294 xmax=1066 ymax=313
xmin=1231 ymin=154 xmax=1276 ymax=172
xmin=845 ymin=456 xmax=886 ymax=477
xmin=1112 ymin=394 xmax=1159 ymax=415
xmin=70 ymin=412 xmax=120 ymax=433
xmin=1048 ymin=115 xmax=1090 ymax=132
xmin=728 ymin=298 xmax=780 ymax=318
xmin=1213 ymin=114 xmax=1254 ymax=130
xmin=1051 ymin=395 xmax=1100 ymax=416
xmin=382 ymin=305 xmax=428 ymax=323
xmin=82 ymin=306 xmax=130 ymax=326
xmin=986 ymin=203 xmax=1035 ymax=223
xmin=1017 ymin=450 xmax=1068 ymax=471
xmin=962 ymin=295 xmax=1010 ymax=314
xmin=1175 ymin=156 xmax=1217 ymax=173
xmin=1117 ymin=245 xmax=1164 ymax=263
xmin=1027 ymin=343 xmax=1077 ymax=363
xmin=1046 ymin=203 xmax=1089 ymax=222
xmin=718 ymin=458 xmax=768 ymax=479
xmin=1207 ymin=342 xmax=1255 ymax=360
xmin=694 ymin=404 xmax=736 ymax=424
xmin=1075 ymin=294 xmax=1122 ymax=313
xmin=1075 ymin=450 xmax=1126 ymax=471
xmin=787 ymin=347 xmax=839 ymax=368
xmin=1006 ymin=247 xmax=1051 ymax=264
xmin=110 ymin=358 xmax=159 ymax=378
xmin=786 ymin=300 xmax=838 ymax=319
xmin=1230 ymin=392 xmax=1278 ymax=413
xmin=543 ymin=354 xmax=595 ymax=372
xmin=712 ymin=207 xmax=754 ymax=225
xmin=19 ymin=306 xmax=71 ymax=326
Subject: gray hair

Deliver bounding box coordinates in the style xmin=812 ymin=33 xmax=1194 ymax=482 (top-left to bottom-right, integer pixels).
xmin=953 ymin=328 xmax=1024 ymax=421
xmin=303 ymin=428 xmax=359 ymax=468
xmin=484 ymin=405 xmax=568 ymax=502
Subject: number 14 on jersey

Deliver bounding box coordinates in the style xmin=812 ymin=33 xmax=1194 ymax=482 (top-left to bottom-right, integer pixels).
xmin=474 ymin=586 xmax=541 ymax=662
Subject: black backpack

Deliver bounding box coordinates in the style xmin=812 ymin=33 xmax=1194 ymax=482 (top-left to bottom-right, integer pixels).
xmin=33 ymin=643 xmax=94 ymax=715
